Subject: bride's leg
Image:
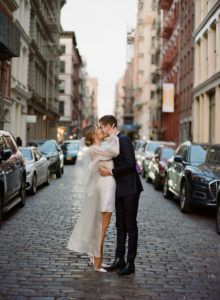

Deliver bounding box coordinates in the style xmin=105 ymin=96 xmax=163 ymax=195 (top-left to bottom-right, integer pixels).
xmin=94 ymin=212 xmax=112 ymax=269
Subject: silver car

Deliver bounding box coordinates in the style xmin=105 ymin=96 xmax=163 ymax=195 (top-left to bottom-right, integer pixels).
xmin=20 ymin=147 xmax=50 ymax=195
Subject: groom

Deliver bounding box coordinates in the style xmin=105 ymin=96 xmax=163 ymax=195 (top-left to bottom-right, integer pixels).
xmin=99 ymin=115 xmax=143 ymax=276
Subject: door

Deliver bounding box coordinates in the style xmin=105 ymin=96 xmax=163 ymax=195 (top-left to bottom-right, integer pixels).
xmin=173 ymin=145 xmax=188 ymax=195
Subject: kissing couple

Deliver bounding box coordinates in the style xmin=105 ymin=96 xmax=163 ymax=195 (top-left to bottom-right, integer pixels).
xmin=67 ymin=115 xmax=143 ymax=276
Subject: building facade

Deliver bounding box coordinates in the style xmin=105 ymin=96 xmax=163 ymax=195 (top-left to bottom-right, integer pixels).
xmin=9 ymin=0 xmax=31 ymax=146
xmin=27 ymin=0 xmax=65 ymax=142
xmin=160 ymin=0 xmax=180 ymax=143
xmin=0 ymin=0 xmax=20 ymax=131
xmin=133 ymin=0 xmax=158 ymax=140
xmin=114 ymin=77 xmax=125 ymax=129
xmin=178 ymin=0 xmax=194 ymax=143
xmin=58 ymin=31 xmax=82 ymax=142
xmin=193 ymin=0 xmax=220 ymax=143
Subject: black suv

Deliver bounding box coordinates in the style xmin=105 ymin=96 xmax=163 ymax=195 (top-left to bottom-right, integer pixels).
xmin=0 ymin=130 xmax=26 ymax=224
xmin=163 ymin=141 xmax=220 ymax=213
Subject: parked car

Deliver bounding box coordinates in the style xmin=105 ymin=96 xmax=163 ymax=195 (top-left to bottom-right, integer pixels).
xmin=216 ymin=186 xmax=220 ymax=234
xmin=27 ymin=140 xmax=63 ymax=178
xmin=163 ymin=141 xmax=220 ymax=213
xmin=20 ymin=147 xmax=50 ymax=194
xmin=146 ymin=145 xmax=176 ymax=189
xmin=142 ymin=140 xmax=176 ymax=177
xmin=61 ymin=139 xmax=80 ymax=164
xmin=0 ymin=130 xmax=26 ymax=224
xmin=134 ymin=140 xmax=146 ymax=173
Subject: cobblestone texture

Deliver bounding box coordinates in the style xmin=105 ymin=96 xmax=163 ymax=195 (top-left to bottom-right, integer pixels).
xmin=0 ymin=165 xmax=220 ymax=299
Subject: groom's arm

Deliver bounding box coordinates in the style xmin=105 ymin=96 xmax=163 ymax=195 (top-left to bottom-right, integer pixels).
xmin=111 ymin=136 xmax=135 ymax=178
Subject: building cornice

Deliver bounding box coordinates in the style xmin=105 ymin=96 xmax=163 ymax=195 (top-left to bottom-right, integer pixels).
xmin=193 ymin=2 xmax=220 ymax=40
xmin=13 ymin=19 xmax=31 ymax=45
xmin=193 ymin=71 xmax=220 ymax=97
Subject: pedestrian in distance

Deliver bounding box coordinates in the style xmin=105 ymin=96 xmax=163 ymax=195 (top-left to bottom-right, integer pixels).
xmin=99 ymin=115 xmax=143 ymax=276
xmin=67 ymin=124 xmax=119 ymax=272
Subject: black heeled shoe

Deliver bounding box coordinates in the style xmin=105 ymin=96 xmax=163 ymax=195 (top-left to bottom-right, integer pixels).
xmin=105 ymin=258 xmax=126 ymax=271
xmin=118 ymin=262 xmax=135 ymax=276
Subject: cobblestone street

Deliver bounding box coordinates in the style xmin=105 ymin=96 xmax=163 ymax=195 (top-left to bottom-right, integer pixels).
xmin=0 ymin=164 xmax=220 ymax=300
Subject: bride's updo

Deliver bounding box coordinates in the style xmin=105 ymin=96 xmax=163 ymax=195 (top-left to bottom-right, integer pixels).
xmin=83 ymin=125 xmax=96 ymax=147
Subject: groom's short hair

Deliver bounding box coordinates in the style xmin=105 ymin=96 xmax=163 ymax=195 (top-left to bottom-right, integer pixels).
xmin=99 ymin=115 xmax=117 ymax=128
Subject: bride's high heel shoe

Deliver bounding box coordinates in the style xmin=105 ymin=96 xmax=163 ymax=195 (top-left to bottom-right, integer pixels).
xmin=92 ymin=257 xmax=107 ymax=272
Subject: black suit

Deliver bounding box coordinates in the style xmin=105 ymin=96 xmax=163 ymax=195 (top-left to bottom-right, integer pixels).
xmin=112 ymin=133 xmax=143 ymax=264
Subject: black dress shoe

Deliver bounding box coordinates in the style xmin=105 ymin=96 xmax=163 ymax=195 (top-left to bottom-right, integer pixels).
xmin=105 ymin=258 xmax=126 ymax=271
xmin=118 ymin=263 xmax=135 ymax=276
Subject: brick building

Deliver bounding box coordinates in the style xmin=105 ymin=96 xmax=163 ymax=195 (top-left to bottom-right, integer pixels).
xmin=160 ymin=0 xmax=180 ymax=143
xmin=179 ymin=0 xmax=194 ymax=142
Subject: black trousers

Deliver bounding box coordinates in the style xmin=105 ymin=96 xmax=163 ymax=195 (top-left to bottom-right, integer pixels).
xmin=115 ymin=193 xmax=139 ymax=264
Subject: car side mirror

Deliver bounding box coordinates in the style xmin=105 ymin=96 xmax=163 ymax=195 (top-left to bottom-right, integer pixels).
xmin=0 ymin=149 xmax=12 ymax=161
xmin=174 ymin=155 xmax=183 ymax=163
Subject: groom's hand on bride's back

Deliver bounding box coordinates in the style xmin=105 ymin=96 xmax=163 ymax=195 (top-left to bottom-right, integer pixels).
xmin=99 ymin=166 xmax=111 ymax=176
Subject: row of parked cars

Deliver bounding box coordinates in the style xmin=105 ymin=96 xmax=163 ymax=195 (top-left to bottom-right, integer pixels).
xmin=0 ymin=130 xmax=81 ymax=225
xmin=135 ymin=139 xmax=220 ymax=235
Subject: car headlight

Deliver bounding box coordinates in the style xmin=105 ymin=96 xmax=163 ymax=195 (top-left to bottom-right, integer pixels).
xmin=191 ymin=175 xmax=212 ymax=183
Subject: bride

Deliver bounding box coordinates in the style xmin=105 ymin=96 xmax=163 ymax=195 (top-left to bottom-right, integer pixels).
xmin=67 ymin=124 xmax=119 ymax=272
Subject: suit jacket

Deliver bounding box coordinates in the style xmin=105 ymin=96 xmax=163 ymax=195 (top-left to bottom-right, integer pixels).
xmin=112 ymin=133 xmax=143 ymax=197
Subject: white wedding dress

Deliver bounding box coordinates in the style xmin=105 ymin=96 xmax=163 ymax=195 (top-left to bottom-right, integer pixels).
xmin=67 ymin=135 xmax=119 ymax=257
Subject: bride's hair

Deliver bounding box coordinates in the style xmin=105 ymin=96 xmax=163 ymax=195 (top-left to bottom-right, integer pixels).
xmin=83 ymin=124 xmax=96 ymax=147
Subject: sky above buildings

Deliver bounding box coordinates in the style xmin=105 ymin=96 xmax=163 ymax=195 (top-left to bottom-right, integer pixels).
xmin=61 ymin=0 xmax=137 ymax=118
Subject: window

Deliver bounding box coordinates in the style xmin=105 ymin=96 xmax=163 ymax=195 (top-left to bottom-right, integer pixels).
xmin=152 ymin=0 xmax=157 ymax=11
xmin=151 ymin=55 xmax=156 ymax=65
xmin=59 ymin=80 xmax=65 ymax=93
xmin=60 ymin=61 xmax=65 ymax=73
xmin=59 ymin=101 xmax=65 ymax=115
xmin=60 ymin=44 xmax=66 ymax=55
xmin=209 ymin=92 xmax=215 ymax=143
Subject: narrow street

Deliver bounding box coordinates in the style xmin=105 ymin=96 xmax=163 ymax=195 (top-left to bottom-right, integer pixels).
xmin=0 ymin=164 xmax=220 ymax=300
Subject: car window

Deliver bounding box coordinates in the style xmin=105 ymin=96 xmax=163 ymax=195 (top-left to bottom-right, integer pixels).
xmin=161 ymin=148 xmax=175 ymax=160
xmin=3 ymin=135 xmax=17 ymax=154
xmin=34 ymin=149 xmax=41 ymax=161
xmin=64 ymin=143 xmax=80 ymax=151
xmin=146 ymin=143 xmax=162 ymax=153
xmin=190 ymin=145 xmax=208 ymax=165
xmin=20 ymin=148 xmax=33 ymax=160
xmin=206 ymin=146 xmax=220 ymax=163
xmin=0 ymin=136 xmax=6 ymax=152
xmin=38 ymin=141 xmax=57 ymax=154
xmin=154 ymin=147 xmax=162 ymax=156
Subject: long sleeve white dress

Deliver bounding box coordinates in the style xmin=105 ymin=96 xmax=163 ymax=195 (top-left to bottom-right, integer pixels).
xmin=67 ymin=135 xmax=119 ymax=257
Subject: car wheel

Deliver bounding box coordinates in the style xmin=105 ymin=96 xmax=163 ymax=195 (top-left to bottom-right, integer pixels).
xmin=146 ymin=173 xmax=151 ymax=183
xmin=61 ymin=166 xmax=64 ymax=174
xmin=56 ymin=167 xmax=62 ymax=178
xmin=163 ymin=175 xmax=173 ymax=199
xmin=19 ymin=175 xmax=26 ymax=207
xmin=216 ymin=202 xmax=220 ymax=235
xmin=154 ymin=173 xmax=161 ymax=190
xmin=30 ymin=174 xmax=37 ymax=195
xmin=45 ymin=169 xmax=50 ymax=185
xmin=180 ymin=181 xmax=191 ymax=213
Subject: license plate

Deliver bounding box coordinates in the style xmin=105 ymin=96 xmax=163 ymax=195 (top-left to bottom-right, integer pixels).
xmin=66 ymin=157 xmax=72 ymax=160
